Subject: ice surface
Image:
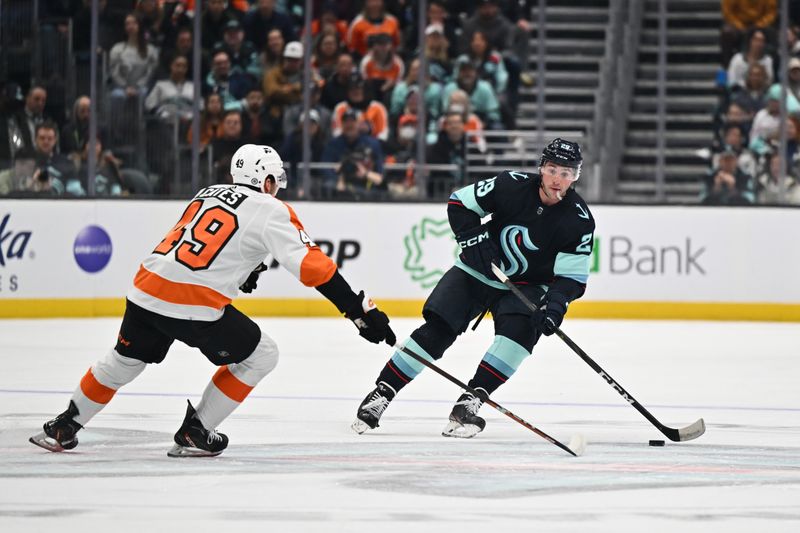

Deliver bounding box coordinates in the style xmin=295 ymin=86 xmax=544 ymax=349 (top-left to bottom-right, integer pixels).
xmin=1 ymin=317 xmax=799 ymax=532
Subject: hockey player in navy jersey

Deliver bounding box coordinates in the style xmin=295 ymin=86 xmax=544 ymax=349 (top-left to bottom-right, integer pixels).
xmin=352 ymin=138 xmax=595 ymax=438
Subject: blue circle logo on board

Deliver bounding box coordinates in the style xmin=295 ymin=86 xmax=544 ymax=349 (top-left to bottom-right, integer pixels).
xmin=73 ymin=225 xmax=113 ymax=273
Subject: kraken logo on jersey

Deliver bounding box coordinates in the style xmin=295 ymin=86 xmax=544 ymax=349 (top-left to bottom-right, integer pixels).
xmin=499 ymin=225 xmax=538 ymax=276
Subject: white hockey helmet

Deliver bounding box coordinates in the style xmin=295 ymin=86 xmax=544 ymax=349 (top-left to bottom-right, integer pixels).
xmin=230 ymin=144 xmax=287 ymax=190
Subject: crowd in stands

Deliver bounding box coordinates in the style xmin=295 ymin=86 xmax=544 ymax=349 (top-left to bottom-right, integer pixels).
xmin=709 ymin=0 xmax=800 ymax=205
xmin=0 ymin=0 xmax=535 ymax=199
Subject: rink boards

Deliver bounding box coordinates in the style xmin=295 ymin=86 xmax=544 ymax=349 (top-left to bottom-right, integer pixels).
xmin=0 ymin=200 xmax=798 ymax=321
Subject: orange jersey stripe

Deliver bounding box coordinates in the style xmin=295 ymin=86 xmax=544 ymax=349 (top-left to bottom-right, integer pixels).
xmin=80 ymin=368 xmax=117 ymax=404
xmin=212 ymin=366 xmax=254 ymax=403
xmin=133 ymin=265 xmax=231 ymax=309
xmin=282 ymin=203 xmax=337 ymax=287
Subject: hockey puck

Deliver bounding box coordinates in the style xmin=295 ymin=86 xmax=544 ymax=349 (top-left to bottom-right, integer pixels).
xmin=649 ymin=439 xmax=665 ymax=446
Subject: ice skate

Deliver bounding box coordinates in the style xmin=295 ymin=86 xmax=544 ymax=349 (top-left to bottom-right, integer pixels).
xmin=442 ymin=389 xmax=488 ymax=439
xmin=351 ymin=382 xmax=396 ymax=434
xmin=168 ymin=400 xmax=228 ymax=457
xmin=29 ymin=400 xmax=83 ymax=452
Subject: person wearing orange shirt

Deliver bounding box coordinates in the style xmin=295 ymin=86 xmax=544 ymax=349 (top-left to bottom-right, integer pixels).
xmin=346 ymin=0 xmax=401 ymax=59
xmin=359 ymin=32 xmax=405 ymax=102
xmin=29 ymin=144 xmax=395 ymax=458
xmin=331 ymin=73 xmax=390 ymax=144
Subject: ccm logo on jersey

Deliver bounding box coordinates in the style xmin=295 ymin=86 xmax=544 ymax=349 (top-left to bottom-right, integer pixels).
xmin=458 ymin=231 xmax=489 ymax=248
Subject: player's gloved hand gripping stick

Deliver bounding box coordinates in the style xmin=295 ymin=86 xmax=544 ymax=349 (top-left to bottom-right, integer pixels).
xmin=345 ymin=291 xmax=396 ymax=346
xmin=490 ymin=263 xmax=706 ymax=442
xmin=456 ymin=225 xmax=500 ymax=278
xmin=239 ymin=263 xmax=269 ymax=293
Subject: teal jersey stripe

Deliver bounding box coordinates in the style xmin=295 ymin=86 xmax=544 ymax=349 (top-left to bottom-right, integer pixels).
xmin=391 ymin=338 xmax=435 ymax=379
xmin=454 ymin=259 xmax=508 ymax=290
xmin=482 ymin=335 xmax=530 ymax=378
xmin=452 ymin=184 xmax=487 ymax=217
xmin=554 ymin=252 xmax=590 ymax=284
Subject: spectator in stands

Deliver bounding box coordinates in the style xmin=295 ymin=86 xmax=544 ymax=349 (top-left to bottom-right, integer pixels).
xmin=321 ymin=109 xmax=385 ymax=198
xmin=720 ymin=0 xmax=777 ymax=67
xmin=390 ymin=57 xmax=443 ymax=124
xmin=31 ymin=122 xmax=79 ymax=195
xmin=442 ymin=58 xmax=502 ymax=129
xmin=750 ymin=85 xmax=800 ymax=154
xmin=730 ymin=63 xmax=770 ymax=115
xmin=713 ymin=124 xmax=758 ymax=179
xmin=283 ymin=82 xmax=332 ymax=142
xmin=0 ymin=154 xmax=37 ymax=196
xmin=263 ymin=41 xmax=305 ymax=121
xmin=109 ymin=14 xmax=160 ymax=104
xmin=331 ymin=73 xmax=390 ymax=144
xmin=727 ymin=29 xmax=773 ymax=90
xmin=244 ymin=0 xmax=295 ymax=52
xmin=346 ymin=0 xmax=401 ymax=59
xmin=321 ymin=53 xmax=355 ymax=110
xmin=424 ymin=23 xmax=453 ymax=83
xmin=214 ymin=19 xmax=262 ymax=81
xmin=8 ymin=86 xmax=51 ymax=157
xmin=201 ymin=0 xmax=241 ymax=50
xmin=260 ymin=28 xmax=286 ymax=73
xmin=757 ymin=152 xmax=800 ymax=204
xmin=459 ymin=30 xmax=508 ymax=96
xmin=442 ymin=89 xmax=486 ymax=153
xmin=61 ymin=96 xmax=91 ymax=158
xmin=241 ymin=88 xmax=279 ymax=146
xmin=146 ymin=55 xmax=195 ymax=123
xmin=765 ymin=61 xmax=800 ymax=113
xmin=313 ymin=32 xmax=343 ymax=81
xmin=426 ymin=112 xmax=468 ymax=196
xmin=211 ymin=110 xmax=244 ymax=183
xmin=787 ymin=57 xmax=800 ymax=103
xmin=719 ymin=101 xmax=754 ymax=143
xmin=360 ymin=33 xmax=405 ymax=103
xmin=280 ymin=108 xmax=326 ymax=190
xmin=204 ymin=50 xmax=250 ymax=109
xmin=158 ymin=27 xmax=204 ymax=80
xmin=702 ymin=148 xmax=755 ymax=205
xmin=135 ymin=0 xmax=166 ymax=46
xmin=188 ymin=92 xmax=225 ymax=148
xmin=71 ymin=137 xmax=124 ymax=196
xmin=404 ymin=1 xmax=459 ymax=60
xmin=309 ymin=2 xmax=349 ymax=42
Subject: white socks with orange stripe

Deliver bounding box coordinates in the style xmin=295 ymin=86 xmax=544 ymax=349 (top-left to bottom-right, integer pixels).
xmin=70 ymin=349 xmax=147 ymax=427
xmin=195 ymin=334 xmax=279 ymax=429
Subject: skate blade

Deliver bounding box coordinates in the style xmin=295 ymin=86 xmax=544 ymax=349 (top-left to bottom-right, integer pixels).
xmin=29 ymin=432 xmax=66 ymax=452
xmin=351 ymin=419 xmax=372 ymax=434
xmin=167 ymin=444 xmax=223 ymax=458
xmin=441 ymin=421 xmax=482 ymax=439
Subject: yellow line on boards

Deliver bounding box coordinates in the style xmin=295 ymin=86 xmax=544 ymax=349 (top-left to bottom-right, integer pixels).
xmin=0 ymin=299 xmax=798 ymax=322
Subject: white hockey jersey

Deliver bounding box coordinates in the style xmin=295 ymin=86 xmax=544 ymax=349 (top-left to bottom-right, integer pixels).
xmin=127 ymin=184 xmax=337 ymax=320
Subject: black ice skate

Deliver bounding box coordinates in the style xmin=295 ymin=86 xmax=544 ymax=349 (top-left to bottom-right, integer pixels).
xmin=351 ymin=381 xmax=396 ymax=434
xmin=442 ymin=388 xmax=488 ymax=439
xmin=29 ymin=400 xmax=83 ymax=452
xmin=167 ymin=400 xmax=229 ymax=458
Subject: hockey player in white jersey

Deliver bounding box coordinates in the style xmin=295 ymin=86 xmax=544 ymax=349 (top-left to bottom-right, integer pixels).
xmin=29 ymin=144 xmax=396 ymax=457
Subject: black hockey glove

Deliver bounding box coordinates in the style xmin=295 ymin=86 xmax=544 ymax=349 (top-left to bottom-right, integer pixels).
xmin=345 ymin=291 xmax=397 ymax=346
xmin=239 ymin=263 xmax=269 ymax=293
xmin=456 ymin=225 xmax=499 ymax=278
xmin=536 ymin=293 xmax=568 ymax=336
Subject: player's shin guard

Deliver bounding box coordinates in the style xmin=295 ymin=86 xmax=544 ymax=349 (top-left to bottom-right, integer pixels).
xmin=71 ymin=349 xmax=147 ymax=426
xmin=194 ymin=334 xmax=278 ymax=430
xmin=468 ymin=335 xmax=530 ymax=395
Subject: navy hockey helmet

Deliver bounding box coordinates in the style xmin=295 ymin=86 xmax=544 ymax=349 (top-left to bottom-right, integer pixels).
xmin=539 ymin=138 xmax=582 ymax=180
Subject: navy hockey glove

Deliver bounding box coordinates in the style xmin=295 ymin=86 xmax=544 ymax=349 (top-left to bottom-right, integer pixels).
xmin=457 ymin=225 xmax=500 ymax=278
xmin=536 ymin=293 xmax=568 ymax=336
xmin=345 ymin=291 xmax=397 ymax=346
xmin=239 ymin=263 xmax=269 ymax=293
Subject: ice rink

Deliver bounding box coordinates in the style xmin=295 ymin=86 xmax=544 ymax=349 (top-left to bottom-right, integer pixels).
xmin=1 ymin=316 xmax=798 ymax=532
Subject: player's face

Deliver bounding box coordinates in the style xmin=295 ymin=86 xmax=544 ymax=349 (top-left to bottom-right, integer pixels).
xmin=539 ymin=162 xmax=578 ymax=204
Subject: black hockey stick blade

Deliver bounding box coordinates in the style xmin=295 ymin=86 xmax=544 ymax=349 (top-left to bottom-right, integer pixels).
xmin=490 ymin=263 xmax=706 ymax=443
xmin=395 ymin=344 xmax=585 ymax=456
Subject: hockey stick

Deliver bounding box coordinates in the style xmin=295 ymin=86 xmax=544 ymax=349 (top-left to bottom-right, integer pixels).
xmin=395 ymin=344 xmax=586 ymax=457
xmin=490 ymin=263 xmax=706 ymax=442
